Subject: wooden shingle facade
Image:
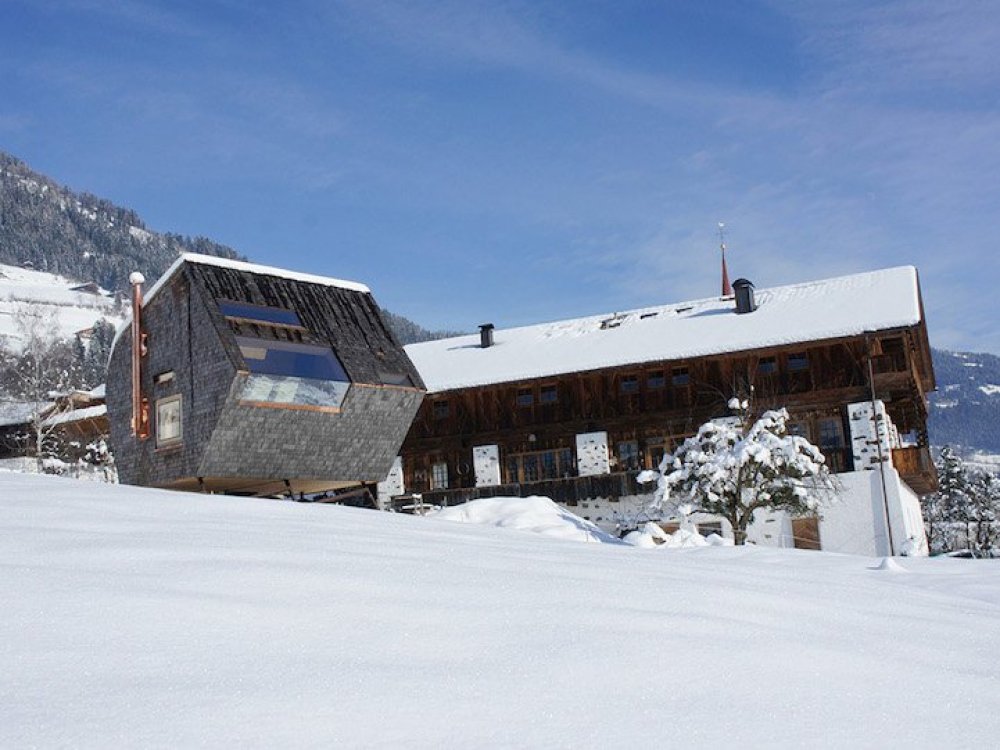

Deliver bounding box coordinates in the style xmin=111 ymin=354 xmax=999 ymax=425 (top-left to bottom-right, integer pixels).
xmin=107 ymin=254 xmax=425 ymax=496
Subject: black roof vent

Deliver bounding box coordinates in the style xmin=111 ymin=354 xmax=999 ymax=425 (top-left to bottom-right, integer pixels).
xmin=479 ymin=323 xmax=495 ymax=348
xmin=733 ymin=278 xmax=756 ymax=314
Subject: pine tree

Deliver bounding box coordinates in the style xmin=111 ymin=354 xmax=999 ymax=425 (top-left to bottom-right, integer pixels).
xmin=923 ymin=446 xmax=971 ymax=554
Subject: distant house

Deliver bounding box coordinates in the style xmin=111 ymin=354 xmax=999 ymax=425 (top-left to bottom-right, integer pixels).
xmin=394 ymin=266 xmax=936 ymax=556
xmin=107 ymin=254 xmax=425 ymax=497
xmin=0 ymin=386 xmax=108 ymax=462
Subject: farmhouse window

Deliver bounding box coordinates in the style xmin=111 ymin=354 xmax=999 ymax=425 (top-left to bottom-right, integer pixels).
xmin=539 ymin=385 xmax=558 ymax=404
xmin=620 ymin=375 xmax=639 ymax=394
xmin=788 ymin=352 xmax=810 ymax=371
xmin=506 ymin=448 xmax=574 ymax=483
xmin=433 ymin=400 xmax=450 ymax=419
xmin=818 ymin=418 xmax=844 ymax=449
xmin=431 ymin=462 xmax=449 ymax=490
xmin=758 ymin=357 xmax=778 ymax=375
xmin=155 ymin=395 xmax=182 ymax=448
xmin=647 ymin=371 xmax=666 ymax=389
xmin=617 ymin=440 xmax=640 ymax=470
xmin=516 ymin=389 xmax=534 ymax=407
xmin=671 ymin=367 xmax=690 ymax=386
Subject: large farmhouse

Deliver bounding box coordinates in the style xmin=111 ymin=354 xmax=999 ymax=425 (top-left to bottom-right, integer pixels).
xmin=395 ymin=266 xmax=936 ymax=556
xmin=107 ymin=254 xmax=424 ymax=497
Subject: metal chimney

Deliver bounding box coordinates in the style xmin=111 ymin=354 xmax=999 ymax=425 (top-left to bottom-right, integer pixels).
xmin=129 ymin=272 xmax=150 ymax=438
xmin=733 ymin=278 xmax=756 ymax=314
xmin=479 ymin=323 xmax=495 ymax=348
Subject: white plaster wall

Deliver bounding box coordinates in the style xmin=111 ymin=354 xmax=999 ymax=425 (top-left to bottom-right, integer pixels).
xmin=472 ymin=444 xmax=501 ymax=487
xmin=745 ymin=508 xmax=795 ymax=549
xmin=376 ymin=457 xmax=404 ymax=510
xmin=576 ymin=432 xmax=610 ymax=477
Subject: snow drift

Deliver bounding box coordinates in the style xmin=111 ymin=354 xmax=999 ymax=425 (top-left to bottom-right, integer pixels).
xmin=2 ymin=473 xmax=999 ymax=747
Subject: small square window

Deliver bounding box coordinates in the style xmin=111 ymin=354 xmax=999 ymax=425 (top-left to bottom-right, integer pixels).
xmin=758 ymin=357 xmax=777 ymax=375
xmin=647 ymin=371 xmax=666 ymax=389
xmin=517 ymin=389 xmax=534 ymax=407
xmin=433 ymin=400 xmax=450 ymax=419
xmin=540 ymin=385 xmax=558 ymax=404
xmin=672 ymin=367 xmax=690 ymax=386
xmin=156 ymin=395 xmax=182 ymax=448
xmin=788 ymin=352 xmax=810 ymax=371
xmin=620 ymin=375 xmax=639 ymax=394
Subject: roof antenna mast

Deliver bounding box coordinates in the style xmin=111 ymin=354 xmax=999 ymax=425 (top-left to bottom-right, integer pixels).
xmin=718 ymin=222 xmax=733 ymax=297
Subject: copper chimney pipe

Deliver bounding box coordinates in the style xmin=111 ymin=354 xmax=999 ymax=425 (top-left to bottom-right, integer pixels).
xmin=129 ymin=272 xmax=150 ymax=439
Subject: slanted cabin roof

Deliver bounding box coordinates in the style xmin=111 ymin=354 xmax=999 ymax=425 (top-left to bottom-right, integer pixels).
xmin=113 ymin=253 xmax=421 ymax=389
xmin=406 ymin=266 xmax=927 ymax=393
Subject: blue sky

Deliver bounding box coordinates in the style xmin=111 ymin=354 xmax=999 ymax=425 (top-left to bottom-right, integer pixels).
xmin=2 ymin=1 xmax=998 ymax=353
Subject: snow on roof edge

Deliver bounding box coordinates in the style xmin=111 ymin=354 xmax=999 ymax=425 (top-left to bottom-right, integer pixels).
xmin=406 ymin=265 xmax=924 ymax=393
xmin=144 ymin=253 xmax=370 ymax=305
xmin=112 ymin=253 xmax=371 ymax=351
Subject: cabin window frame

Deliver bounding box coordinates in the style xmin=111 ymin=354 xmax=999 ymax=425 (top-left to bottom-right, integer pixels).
xmin=516 ymin=388 xmax=534 ymax=408
xmin=539 ymin=384 xmax=558 ymax=404
xmin=220 ymin=298 xmax=353 ymax=411
xmin=671 ymin=367 xmax=690 ymax=386
xmin=646 ymin=371 xmax=666 ymax=390
xmin=155 ymin=394 xmax=183 ymax=449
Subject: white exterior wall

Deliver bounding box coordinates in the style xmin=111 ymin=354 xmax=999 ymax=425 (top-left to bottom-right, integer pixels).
xmin=377 ymin=457 xmax=404 ymax=511
xmin=848 ymin=400 xmax=897 ymax=471
xmin=746 ymin=467 xmax=929 ymax=557
xmin=576 ymin=432 xmax=611 ymax=477
xmin=472 ymin=445 xmax=501 ymax=487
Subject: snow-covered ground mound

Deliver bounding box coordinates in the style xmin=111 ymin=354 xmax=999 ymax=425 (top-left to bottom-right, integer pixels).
xmin=2 ymin=473 xmax=1000 ymax=747
xmin=429 ymin=495 xmax=620 ymax=544
xmin=622 ymin=520 xmax=734 ymax=549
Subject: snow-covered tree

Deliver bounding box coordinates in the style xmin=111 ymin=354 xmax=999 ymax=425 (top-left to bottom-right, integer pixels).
xmin=0 ymin=305 xmax=82 ymax=469
xmin=922 ymin=447 xmax=1000 ymax=557
xmin=643 ymin=399 xmax=837 ymax=545
xmin=965 ymin=471 xmax=999 ymax=558
xmin=921 ymin=446 xmax=968 ymax=554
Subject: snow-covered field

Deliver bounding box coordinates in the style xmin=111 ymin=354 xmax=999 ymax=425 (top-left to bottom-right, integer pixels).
xmin=0 ymin=262 xmax=122 ymax=350
xmin=2 ymin=473 xmax=999 ymax=747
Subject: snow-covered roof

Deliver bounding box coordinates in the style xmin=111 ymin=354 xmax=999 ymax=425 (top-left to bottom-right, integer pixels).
xmin=113 ymin=254 xmax=372 ymax=350
xmin=143 ymin=253 xmax=370 ymax=307
xmin=42 ymin=404 xmax=107 ymax=428
xmin=406 ymin=266 xmax=924 ymax=393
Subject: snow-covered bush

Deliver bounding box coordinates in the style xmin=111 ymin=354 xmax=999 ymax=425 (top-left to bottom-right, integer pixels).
xmin=642 ymin=399 xmax=837 ymax=545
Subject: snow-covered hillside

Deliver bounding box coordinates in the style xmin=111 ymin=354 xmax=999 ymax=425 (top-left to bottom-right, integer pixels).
xmin=0 ymin=262 xmax=123 ymax=352
xmin=2 ymin=474 xmax=998 ymax=747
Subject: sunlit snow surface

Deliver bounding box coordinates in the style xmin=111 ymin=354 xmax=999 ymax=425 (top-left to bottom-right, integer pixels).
xmin=2 ymin=473 xmax=999 ymax=747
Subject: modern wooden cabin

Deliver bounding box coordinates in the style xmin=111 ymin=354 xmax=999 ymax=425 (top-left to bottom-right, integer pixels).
xmin=107 ymin=254 xmax=425 ymax=497
xmin=395 ymin=266 xmax=937 ymax=552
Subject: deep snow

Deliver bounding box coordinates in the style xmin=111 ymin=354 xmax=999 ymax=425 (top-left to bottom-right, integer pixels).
xmin=2 ymin=473 xmax=999 ymax=748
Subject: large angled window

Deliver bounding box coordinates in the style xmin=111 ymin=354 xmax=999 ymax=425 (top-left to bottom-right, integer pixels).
xmin=218 ymin=299 xmax=351 ymax=409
